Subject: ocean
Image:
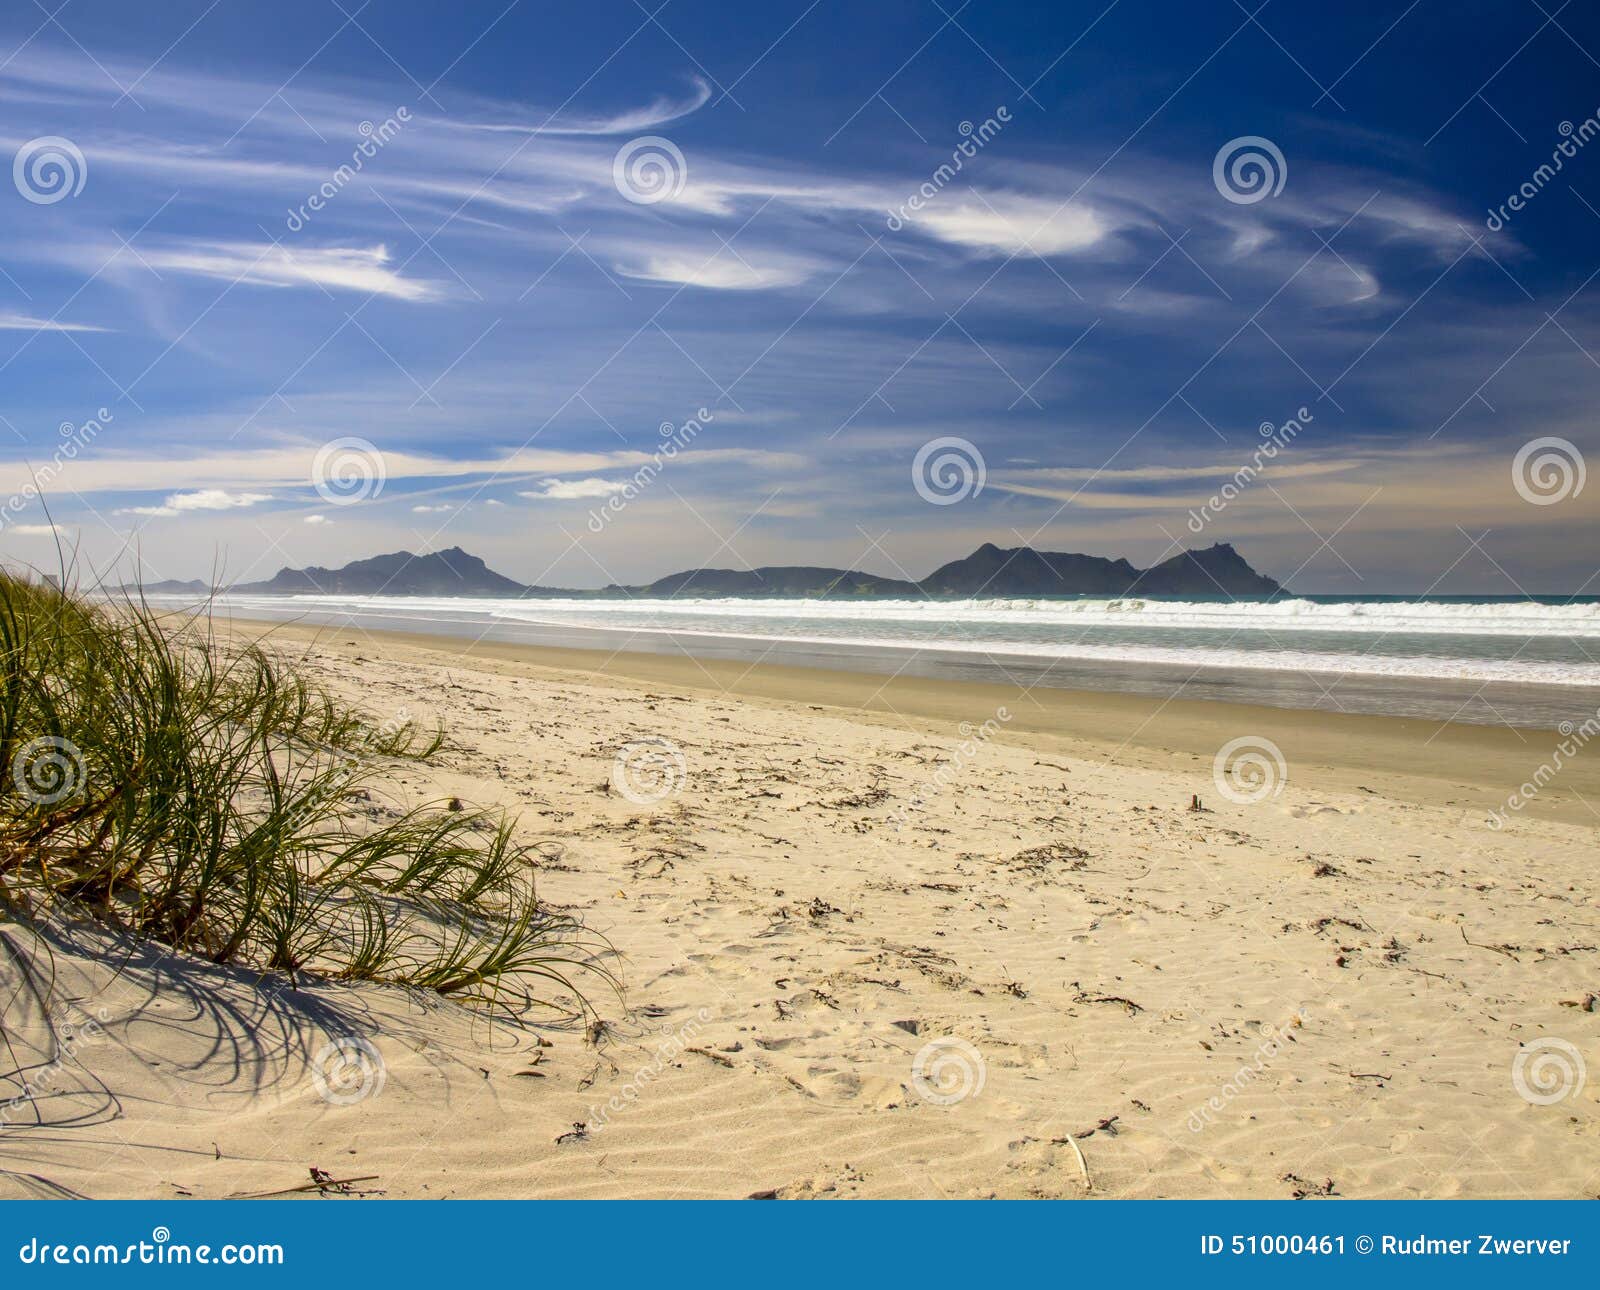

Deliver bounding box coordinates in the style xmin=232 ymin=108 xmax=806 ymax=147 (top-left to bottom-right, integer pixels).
xmin=171 ymin=592 xmax=1600 ymax=730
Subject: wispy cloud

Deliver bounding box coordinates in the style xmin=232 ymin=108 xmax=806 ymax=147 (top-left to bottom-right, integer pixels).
xmin=0 ymin=312 xmax=110 ymax=333
xmin=450 ymin=76 xmax=712 ymax=136
xmin=6 ymin=444 xmax=800 ymax=499
xmin=132 ymin=242 xmax=441 ymax=302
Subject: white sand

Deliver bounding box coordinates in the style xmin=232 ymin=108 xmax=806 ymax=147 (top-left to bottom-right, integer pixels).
xmin=3 ymin=626 xmax=1595 ymax=1199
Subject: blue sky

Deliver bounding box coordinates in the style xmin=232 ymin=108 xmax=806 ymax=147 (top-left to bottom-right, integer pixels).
xmin=1 ymin=0 xmax=1598 ymax=592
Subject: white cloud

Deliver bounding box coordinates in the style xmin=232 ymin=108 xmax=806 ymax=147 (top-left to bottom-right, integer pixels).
xmin=0 ymin=312 xmax=110 ymax=333
xmin=303 ymin=514 xmax=331 ymax=525
xmin=411 ymin=504 xmax=453 ymax=513
xmin=120 ymin=488 xmax=272 ymax=517
xmin=4 ymin=523 xmax=69 ymax=535
xmin=616 ymin=252 xmax=813 ymax=290
xmin=907 ymin=196 xmax=1109 ymax=257
xmin=139 ymin=242 xmax=440 ymax=302
xmin=519 ymin=477 xmax=630 ymax=500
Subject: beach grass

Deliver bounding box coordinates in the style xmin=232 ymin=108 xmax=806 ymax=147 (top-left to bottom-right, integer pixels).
xmin=0 ymin=568 xmax=613 ymax=1017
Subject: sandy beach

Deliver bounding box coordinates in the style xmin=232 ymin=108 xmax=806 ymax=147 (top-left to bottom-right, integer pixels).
xmin=4 ymin=620 xmax=1596 ymax=1200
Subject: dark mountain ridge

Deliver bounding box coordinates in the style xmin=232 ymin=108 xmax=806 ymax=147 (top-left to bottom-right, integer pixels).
xmin=211 ymin=541 xmax=1284 ymax=599
xmin=233 ymin=547 xmax=526 ymax=597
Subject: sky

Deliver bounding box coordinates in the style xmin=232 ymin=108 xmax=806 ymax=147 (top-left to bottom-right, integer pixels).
xmin=1 ymin=0 xmax=1598 ymax=593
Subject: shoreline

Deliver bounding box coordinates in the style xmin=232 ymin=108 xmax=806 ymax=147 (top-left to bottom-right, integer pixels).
xmin=223 ymin=615 xmax=1594 ymax=827
xmin=153 ymin=597 xmax=1599 ymax=731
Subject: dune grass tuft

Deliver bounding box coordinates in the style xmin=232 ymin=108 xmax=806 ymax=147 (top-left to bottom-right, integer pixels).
xmin=0 ymin=570 xmax=613 ymax=1017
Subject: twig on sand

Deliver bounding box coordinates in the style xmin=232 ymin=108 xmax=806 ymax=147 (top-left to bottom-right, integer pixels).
xmin=1063 ymin=1133 xmax=1092 ymax=1192
xmin=1070 ymin=1115 xmax=1120 ymax=1139
xmin=233 ymin=1169 xmax=383 ymax=1199
xmin=1071 ymin=987 xmax=1144 ymax=1015
xmin=1459 ymin=924 xmax=1521 ymax=961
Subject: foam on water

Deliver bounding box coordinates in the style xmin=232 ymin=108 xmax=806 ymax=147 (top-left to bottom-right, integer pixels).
xmin=209 ymin=593 xmax=1600 ymax=635
xmin=199 ymin=592 xmax=1600 ymax=688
